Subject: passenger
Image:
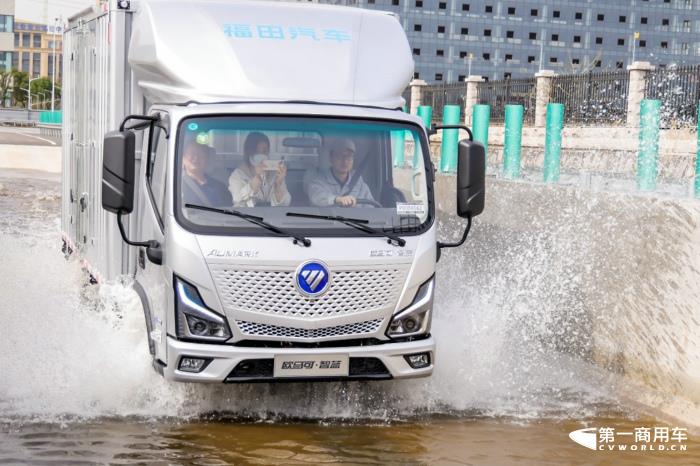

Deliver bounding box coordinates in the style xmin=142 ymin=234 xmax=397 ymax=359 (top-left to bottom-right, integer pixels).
xmin=181 ymin=142 xmax=232 ymax=207
xmin=307 ymin=138 xmax=374 ymax=207
xmin=228 ymin=132 xmax=291 ymax=207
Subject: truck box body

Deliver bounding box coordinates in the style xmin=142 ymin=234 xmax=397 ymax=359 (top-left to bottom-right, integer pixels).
xmin=60 ymin=0 xmax=480 ymax=383
xmin=62 ymin=3 xmax=137 ymax=280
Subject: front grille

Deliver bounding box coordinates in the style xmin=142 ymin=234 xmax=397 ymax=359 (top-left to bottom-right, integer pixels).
xmin=210 ymin=266 xmax=406 ymax=319
xmin=225 ymin=357 xmax=391 ymax=382
xmin=236 ymin=319 xmax=384 ymax=340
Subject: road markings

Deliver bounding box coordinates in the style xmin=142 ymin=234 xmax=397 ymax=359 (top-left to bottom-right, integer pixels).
xmin=14 ymin=132 xmax=57 ymax=146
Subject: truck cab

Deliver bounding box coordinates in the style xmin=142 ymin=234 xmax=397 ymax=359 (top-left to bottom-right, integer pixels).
xmin=62 ymin=0 xmax=484 ymax=383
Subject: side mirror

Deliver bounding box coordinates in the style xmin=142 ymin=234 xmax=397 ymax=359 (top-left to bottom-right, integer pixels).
xmin=456 ymin=139 xmax=485 ymax=218
xmin=102 ymin=130 xmax=136 ymax=214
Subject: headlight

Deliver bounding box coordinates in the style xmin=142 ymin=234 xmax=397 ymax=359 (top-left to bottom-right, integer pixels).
xmin=175 ymin=276 xmax=232 ymax=342
xmin=387 ymin=276 xmax=434 ymax=339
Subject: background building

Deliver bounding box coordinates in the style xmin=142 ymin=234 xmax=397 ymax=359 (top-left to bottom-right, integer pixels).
xmin=13 ymin=20 xmax=62 ymax=80
xmin=0 ymin=0 xmax=13 ymax=72
xmin=315 ymin=0 xmax=700 ymax=83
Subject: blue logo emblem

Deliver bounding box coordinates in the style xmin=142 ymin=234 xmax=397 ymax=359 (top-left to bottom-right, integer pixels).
xmin=295 ymin=261 xmax=331 ymax=298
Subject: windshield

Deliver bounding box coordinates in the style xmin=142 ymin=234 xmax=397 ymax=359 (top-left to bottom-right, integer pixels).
xmin=175 ymin=115 xmax=432 ymax=236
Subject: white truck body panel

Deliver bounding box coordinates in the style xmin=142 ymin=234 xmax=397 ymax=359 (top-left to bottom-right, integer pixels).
xmin=62 ymin=4 xmax=137 ymax=281
xmin=128 ymin=0 xmax=413 ymax=107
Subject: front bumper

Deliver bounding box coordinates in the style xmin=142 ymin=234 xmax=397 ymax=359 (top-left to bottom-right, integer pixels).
xmin=163 ymin=335 xmax=435 ymax=383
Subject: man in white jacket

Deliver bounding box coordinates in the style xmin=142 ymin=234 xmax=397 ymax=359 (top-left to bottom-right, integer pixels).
xmin=307 ymin=138 xmax=375 ymax=208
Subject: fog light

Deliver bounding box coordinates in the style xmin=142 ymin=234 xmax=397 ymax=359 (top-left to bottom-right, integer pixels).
xmin=178 ymin=357 xmax=210 ymax=373
xmin=403 ymin=317 xmax=418 ymax=332
xmin=404 ymin=352 xmax=431 ymax=369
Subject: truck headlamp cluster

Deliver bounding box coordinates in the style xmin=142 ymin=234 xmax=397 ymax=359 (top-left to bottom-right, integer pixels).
xmin=175 ymin=277 xmax=232 ymax=342
xmin=387 ymin=276 xmax=434 ymax=339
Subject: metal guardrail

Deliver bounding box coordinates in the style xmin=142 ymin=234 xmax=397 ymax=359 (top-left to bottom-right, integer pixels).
xmin=476 ymin=78 xmax=536 ymax=125
xmin=38 ymin=124 xmax=62 ymax=139
xmin=421 ymin=82 xmax=468 ymax=123
xmin=645 ymin=64 xmax=700 ymax=128
xmin=550 ymin=71 xmax=629 ymax=126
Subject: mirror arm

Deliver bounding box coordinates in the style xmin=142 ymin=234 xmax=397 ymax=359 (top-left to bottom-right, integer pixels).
xmin=437 ymin=215 xmax=472 ymax=250
xmin=117 ymin=210 xmax=159 ymax=249
xmin=119 ymin=114 xmax=161 ymax=132
xmin=430 ymin=124 xmax=474 ymax=141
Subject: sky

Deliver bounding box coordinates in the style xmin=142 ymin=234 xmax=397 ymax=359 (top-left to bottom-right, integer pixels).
xmin=15 ymin=0 xmax=98 ymax=24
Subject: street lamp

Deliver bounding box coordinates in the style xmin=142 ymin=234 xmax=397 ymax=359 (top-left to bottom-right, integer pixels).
xmin=39 ymin=90 xmax=50 ymax=109
xmin=20 ymin=76 xmax=41 ymax=114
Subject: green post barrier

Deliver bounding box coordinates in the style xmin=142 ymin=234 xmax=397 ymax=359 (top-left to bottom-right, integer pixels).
xmin=543 ymin=103 xmax=565 ymax=183
xmin=439 ymin=104 xmax=461 ymax=172
xmin=472 ymin=104 xmax=490 ymax=156
xmin=416 ymin=105 xmax=432 ymax=129
xmin=415 ymin=105 xmax=432 ymax=167
xmin=637 ymin=99 xmax=661 ymax=191
xmin=695 ymin=105 xmax=700 ymax=198
xmin=503 ymin=104 xmax=524 ymax=179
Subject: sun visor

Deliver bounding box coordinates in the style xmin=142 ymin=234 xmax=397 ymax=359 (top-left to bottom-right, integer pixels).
xmin=128 ymin=0 xmax=414 ymax=108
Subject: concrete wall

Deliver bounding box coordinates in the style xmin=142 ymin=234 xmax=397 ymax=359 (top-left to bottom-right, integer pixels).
xmin=0 ymin=108 xmax=42 ymax=122
xmin=435 ymin=173 xmax=700 ymax=426
xmin=430 ymin=126 xmax=698 ymax=181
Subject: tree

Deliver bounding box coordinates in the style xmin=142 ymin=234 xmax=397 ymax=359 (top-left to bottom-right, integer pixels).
xmin=12 ymin=71 xmax=28 ymax=108
xmin=5 ymin=72 xmax=62 ymax=109
xmin=31 ymin=77 xmax=53 ymax=110
xmin=0 ymin=70 xmax=12 ymax=107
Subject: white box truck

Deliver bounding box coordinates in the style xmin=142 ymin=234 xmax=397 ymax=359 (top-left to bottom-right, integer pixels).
xmin=61 ymin=0 xmax=485 ymax=382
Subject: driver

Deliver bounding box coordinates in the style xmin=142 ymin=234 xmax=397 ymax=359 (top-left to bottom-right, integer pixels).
xmin=307 ymin=138 xmax=375 ymax=207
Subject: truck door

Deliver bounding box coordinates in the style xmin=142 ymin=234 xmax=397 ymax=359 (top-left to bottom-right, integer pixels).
xmin=134 ymin=120 xmax=169 ymax=364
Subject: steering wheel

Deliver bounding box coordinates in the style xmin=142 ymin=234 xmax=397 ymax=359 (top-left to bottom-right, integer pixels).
xmin=355 ymin=198 xmax=383 ymax=208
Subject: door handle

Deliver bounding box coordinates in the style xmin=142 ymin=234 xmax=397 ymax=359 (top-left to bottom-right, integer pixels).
xmin=79 ymin=192 xmax=88 ymax=212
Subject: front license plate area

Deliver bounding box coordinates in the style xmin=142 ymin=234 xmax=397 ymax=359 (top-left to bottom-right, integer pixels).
xmin=273 ymin=354 xmax=349 ymax=378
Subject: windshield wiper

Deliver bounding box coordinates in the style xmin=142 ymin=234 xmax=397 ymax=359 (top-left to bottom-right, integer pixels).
xmin=185 ymin=204 xmax=311 ymax=247
xmin=286 ymin=212 xmax=406 ymax=247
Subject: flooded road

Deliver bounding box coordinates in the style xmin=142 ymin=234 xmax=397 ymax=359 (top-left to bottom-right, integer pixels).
xmin=0 ymin=169 xmax=697 ymax=465
xmin=2 ymin=415 xmax=698 ymax=465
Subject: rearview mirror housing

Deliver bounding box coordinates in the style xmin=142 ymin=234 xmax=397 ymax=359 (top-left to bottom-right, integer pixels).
xmin=102 ymin=130 xmax=136 ymax=214
xmin=456 ymin=139 xmax=485 ymax=218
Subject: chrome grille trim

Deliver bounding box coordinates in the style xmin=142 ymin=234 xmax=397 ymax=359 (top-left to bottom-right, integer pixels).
xmin=235 ymin=319 xmax=384 ymax=339
xmin=210 ymin=266 xmax=406 ymax=319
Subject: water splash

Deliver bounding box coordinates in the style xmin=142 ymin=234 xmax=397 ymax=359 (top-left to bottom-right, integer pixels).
xmin=7 ymin=172 xmax=685 ymax=424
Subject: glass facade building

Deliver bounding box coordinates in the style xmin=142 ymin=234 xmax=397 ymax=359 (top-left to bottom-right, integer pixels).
xmin=0 ymin=0 xmax=13 ymax=73
xmin=311 ymin=0 xmax=700 ymax=83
